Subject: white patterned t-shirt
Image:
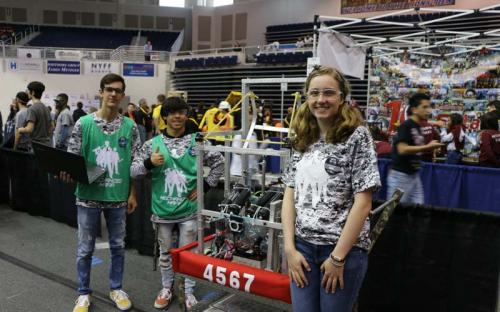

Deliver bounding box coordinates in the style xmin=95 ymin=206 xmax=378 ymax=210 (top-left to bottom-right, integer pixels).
xmin=282 ymin=126 xmax=381 ymax=250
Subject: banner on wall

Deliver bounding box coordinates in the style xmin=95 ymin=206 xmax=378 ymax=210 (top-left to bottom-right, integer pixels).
xmin=341 ymin=0 xmax=455 ymax=14
xmin=47 ymin=60 xmax=81 ymax=75
xmin=17 ymin=48 xmax=42 ymax=59
xmin=5 ymin=58 xmax=43 ymax=73
xmin=83 ymin=61 xmax=120 ymax=75
xmin=123 ymin=63 xmax=155 ymax=77
xmin=318 ymin=31 xmax=366 ymax=80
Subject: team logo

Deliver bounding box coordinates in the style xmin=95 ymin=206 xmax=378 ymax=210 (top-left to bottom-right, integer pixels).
xmin=93 ymin=141 xmax=121 ymax=179
xmin=118 ymin=136 xmax=128 ymax=147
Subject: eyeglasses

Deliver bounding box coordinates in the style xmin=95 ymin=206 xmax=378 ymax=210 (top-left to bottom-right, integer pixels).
xmin=307 ymin=88 xmax=342 ymax=99
xmin=103 ymin=86 xmax=124 ymax=94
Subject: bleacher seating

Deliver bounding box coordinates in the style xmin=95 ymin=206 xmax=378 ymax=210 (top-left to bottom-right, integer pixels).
xmin=175 ymin=55 xmax=238 ymax=69
xmin=27 ymin=26 xmax=136 ymax=49
xmin=23 ymin=26 xmax=179 ymax=50
xmin=255 ymin=51 xmax=312 ymax=65
xmin=0 ymin=23 xmax=33 ymax=42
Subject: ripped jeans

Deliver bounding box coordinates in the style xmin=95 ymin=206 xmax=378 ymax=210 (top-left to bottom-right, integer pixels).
xmin=155 ymin=219 xmax=197 ymax=294
xmin=76 ymin=206 xmax=127 ymax=295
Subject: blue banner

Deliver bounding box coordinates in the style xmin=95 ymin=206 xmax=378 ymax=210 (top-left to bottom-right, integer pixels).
xmin=123 ymin=63 xmax=155 ymax=77
xmin=47 ymin=60 xmax=81 ymax=75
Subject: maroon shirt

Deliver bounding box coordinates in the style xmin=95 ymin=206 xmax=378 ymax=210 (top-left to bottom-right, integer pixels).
xmin=420 ymin=120 xmax=440 ymax=162
xmin=479 ymin=129 xmax=500 ymax=167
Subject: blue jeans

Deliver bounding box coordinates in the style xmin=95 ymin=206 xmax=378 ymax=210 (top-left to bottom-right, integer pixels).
xmin=137 ymin=124 xmax=146 ymax=144
xmin=76 ymin=206 xmax=127 ymax=295
xmin=291 ymin=237 xmax=368 ymax=312
xmin=446 ymin=150 xmax=462 ymax=164
xmin=386 ymin=169 xmax=424 ymax=204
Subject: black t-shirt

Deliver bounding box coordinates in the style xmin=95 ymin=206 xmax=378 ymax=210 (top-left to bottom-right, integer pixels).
xmin=185 ymin=118 xmax=199 ymax=135
xmin=391 ymin=119 xmax=425 ymax=174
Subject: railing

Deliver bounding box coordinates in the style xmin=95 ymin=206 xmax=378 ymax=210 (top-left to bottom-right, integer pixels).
xmin=0 ymin=43 xmax=314 ymax=64
xmin=0 ymin=45 xmax=113 ymax=60
xmin=0 ymin=25 xmax=40 ymax=46
xmin=110 ymin=45 xmax=170 ymax=63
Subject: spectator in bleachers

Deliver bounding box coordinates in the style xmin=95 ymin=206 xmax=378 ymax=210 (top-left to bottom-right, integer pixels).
xmin=19 ymin=81 xmax=53 ymax=146
xmin=144 ymin=40 xmax=153 ymax=61
xmin=479 ymin=111 xmax=500 ymax=168
xmin=2 ymin=99 xmax=19 ymax=148
xmin=53 ymin=93 xmax=74 ymax=150
xmin=73 ymin=101 xmax=87 ymax=123
xmin=13 ymin=92 xmax=31 ymax=152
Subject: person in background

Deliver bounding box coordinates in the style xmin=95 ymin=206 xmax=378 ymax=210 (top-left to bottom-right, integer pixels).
xmin=73 ymin=101 xmax=87 ymax=123
xmin=486 ymin=100 xmax=500 ymax=113
xmin=153 ymin=94 xmax=167 ymax=134
xmin=130 ymin=96 xmax=224 ymax=311
xmin=0 ymin=111 xmax=3 ymax=145
xmin=125 ymin=103 xmax=137 ymax=121
xmin=19 ymin=81 xmax=53 ymax=146
xmin=386 ymin=93 xmax=443 ymax=204
xmin=13 ymin=92 xmax=32 ymax=152
xmin=369 ymin=124 xmax=392 ymax=157
xmin=479 ymin=111 xmax=500 ymax=167
xmin=144 ymin=40 xmax=153 ymax=62
xmin=2 ymin=99 xmax=19 ymax=148
xmin=439 ymin=113 xmax=466 ymax=164
xmin=419 ymin=117 xmax=441 ymax=162
xmin=137 ymin=98 xmax=152 ymax=141
xmin=53 ymin=93 xmax=74 ymax=150
xmin=282 ymin=65 xmax=380 ymax=312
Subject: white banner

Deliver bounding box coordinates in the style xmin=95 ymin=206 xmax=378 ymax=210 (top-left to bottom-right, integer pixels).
xmin=6 ymin=58 xmax=43 ymax=73
xmin=83 ymin=61 xmax=120 ymax=75
xmin=170 ymin=29 xmax=184 ymax=53
xmin=318 ymin=31 xmax=366 ymax=80
xmin=17 ymin=48 xmax=42 ymax=59
xmin=55 ymin=50 xmax=83 ymax=60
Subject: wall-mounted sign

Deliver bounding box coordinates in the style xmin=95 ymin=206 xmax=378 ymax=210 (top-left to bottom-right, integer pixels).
xmin=6 ymin=58 xmax=43 ymax=73
xmin=47 ymin=60 xmax=81 ymax=75
xmin=123 ymin=63 xmax=155 ymax=77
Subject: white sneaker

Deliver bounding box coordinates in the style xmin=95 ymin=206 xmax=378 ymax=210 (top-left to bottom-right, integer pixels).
xmin=185 ymin=293 xmax=198 ymax=310
xmin=109 ymin=289 xmax=132 ymax=311
xmin=72 ymin=295 xmax=90 ymax=312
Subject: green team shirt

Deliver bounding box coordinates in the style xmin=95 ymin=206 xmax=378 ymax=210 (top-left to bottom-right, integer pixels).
xmin=75 ymin=115 xmax=134 ymax=202
xmin=151 ymin=134 xmax=197 ymax=219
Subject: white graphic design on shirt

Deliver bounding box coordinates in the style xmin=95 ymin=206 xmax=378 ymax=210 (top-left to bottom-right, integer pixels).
xmin=93 ymin=140 xmax=121 ymax=178
xmin=295 ymin=149 xmax=329 ymax=209
xmin=162 ymin=167 xmax=188 ymax=205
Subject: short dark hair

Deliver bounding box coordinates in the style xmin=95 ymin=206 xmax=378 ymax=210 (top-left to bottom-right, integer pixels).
xmin=161 ymin=96 xmax=189 ymax=117
xmin=481 ymin=111 xmax=500 ymax=131
xmin=487 ymin=100 xmax=500 ymax=111
xmin=77 ymin=101 xmax=83 ymax=109
xmin=100 ymin=74 xmax=125 ymax=92
xmin=16 ymin=91 xmax=30 ymax=105
xmin=157 ymin=94 xmax=166 ymax=103
xmin=407 ymin=93 xmax=430 ymax=116
xmin=56 ymin=93 xmax=69 ymax=104
xmin=27 ymin=81 xmax=45 ymax=99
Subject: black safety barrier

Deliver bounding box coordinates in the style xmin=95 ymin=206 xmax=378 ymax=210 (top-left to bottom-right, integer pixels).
xmin=359 ymin=203 xmax=500 ymax=312
xmin=0 ymin=149 xmax=9 ymax=204
xmin=0 ymin=148 xmax=50 ymax=216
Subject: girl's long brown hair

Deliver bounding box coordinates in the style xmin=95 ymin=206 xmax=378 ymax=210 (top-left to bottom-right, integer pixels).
xmin=291 ymin=66 xmax=363 ymax=152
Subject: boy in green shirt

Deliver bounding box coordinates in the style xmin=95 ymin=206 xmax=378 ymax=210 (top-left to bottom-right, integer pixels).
xmin=131 ymin=97 xmax=224 ymax=310
xmin=63 ymin=74 xmax=141 ymax=312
